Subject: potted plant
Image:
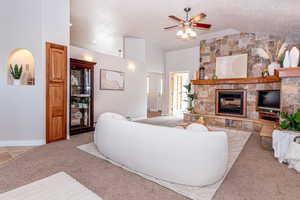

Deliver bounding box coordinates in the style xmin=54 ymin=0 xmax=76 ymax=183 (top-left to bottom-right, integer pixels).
xmin=184 ymin=83 xmax=196 ymax=113
xmin=9 ymin=64 xmax=23 ymax=85
xmin=280 ymin=109 xmax=300 ymax=131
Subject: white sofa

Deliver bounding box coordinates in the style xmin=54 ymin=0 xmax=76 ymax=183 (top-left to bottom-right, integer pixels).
xmin=95 ymin=114 xmax=228 ymax=186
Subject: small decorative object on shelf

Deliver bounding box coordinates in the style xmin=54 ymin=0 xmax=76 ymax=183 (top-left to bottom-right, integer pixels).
xmin=199 ymin=66 xmax=205 ymax=80
xmin=197 ymin=116 xmax=206 ymax=125
xmin=9 ymin=64 xmax=23 ymax=85
xmin=268 ymin=62 xmax=280 ymax=76
xmin=183 ymin=82 xmax=196 ymax=113
xmin=261 ymin=68 xmax=269 ymax=77
xmin=23 ymin=64 xmax=34 ymax=85
xmin=212 ymin=69 xmax=218 ymax=79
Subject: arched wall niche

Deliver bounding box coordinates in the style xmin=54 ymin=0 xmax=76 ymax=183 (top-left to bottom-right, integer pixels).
xmin=7 ymin=48 xmax=35 ymax=86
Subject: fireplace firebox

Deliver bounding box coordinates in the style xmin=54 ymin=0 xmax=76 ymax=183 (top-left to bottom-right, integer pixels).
xmin=216 ymin=89 xmax=247 ymax=117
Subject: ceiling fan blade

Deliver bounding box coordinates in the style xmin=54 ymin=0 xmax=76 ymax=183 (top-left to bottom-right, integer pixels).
xmin=163 ymin=25 xmax=179 ymax=30
xmin=190 ymin=13 xmax=207 ymax=22
xmin=168 ymin=15 xmax=184 ymax=22
xmin=193 ymin=23 xmax=212 ymax=29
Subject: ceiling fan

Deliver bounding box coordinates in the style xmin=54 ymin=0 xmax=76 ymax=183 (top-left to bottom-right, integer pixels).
xmin=164 ymin=7 xmax=212 ymax=39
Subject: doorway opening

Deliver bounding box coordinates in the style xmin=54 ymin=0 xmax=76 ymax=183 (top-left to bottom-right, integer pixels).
xmin=146 ymin=73 xmax=164 ymax=118
xmin=169 ymin=72 xmax=189 ymax=116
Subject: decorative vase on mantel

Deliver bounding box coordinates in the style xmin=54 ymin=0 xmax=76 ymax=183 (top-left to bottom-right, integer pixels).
xmin=268 ymin=62 xmax=280 ymax=76
xmin=290 ymin=47 xmax=300 ymax=68
xmin=283 ymin=51 xmax=291 ymax=68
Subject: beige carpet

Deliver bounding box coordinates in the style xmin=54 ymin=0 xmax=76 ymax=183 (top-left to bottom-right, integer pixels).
xmin=0 ymin=146 xmax=34 ymax=165
xmin=0 ymin=118 xmax=300 ymax=199
xmin=78 ymin=127 xmax=251 ymax=200
xmin=0 ymin=172 xmax=102 ymax=200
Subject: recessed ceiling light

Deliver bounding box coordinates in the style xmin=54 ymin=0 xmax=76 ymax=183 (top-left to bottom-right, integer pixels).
xmin=69 ymin=23 xmax=73 ymax=27
xmin=92 ymin=40 xmax=97 ymax=44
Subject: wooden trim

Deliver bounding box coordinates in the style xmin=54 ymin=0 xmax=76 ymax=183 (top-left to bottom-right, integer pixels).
xmin=46 ymin=42 xmax=68 ymax=143
xmin=70 ymin=58 xmax=96 ymax=69
xmin=275 ymin=67 xmax=300 ymax=78
xmin=215 ymin=89 xmax=247 ymax=118
xmin=191 ymin=75 xmax=280 ymax=85
xmin=258 ymin=111 xmax=279 ymax=122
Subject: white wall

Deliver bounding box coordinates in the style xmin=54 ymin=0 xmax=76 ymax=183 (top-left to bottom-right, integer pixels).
xmin=146 ymin=42 xmax=165 ymax=73
xmin=124 ymin=38 xmax=165 ymax=113
xmin=0 ymin=0 xmax=70 ymax=146
xmin=145 ymin=42 xmax=165 ymax=112
xmin=163 ymin=47 xmax=200 ymax=115
xmin=71 ymin=36 xmax=124 ymax=58
xmin=70 ymin=46 xmax=147 ymax=120
xmin=165 ymin=47 xmax=200 ymax=78
xmin=124 ymin=37 xmax=146 ymax=63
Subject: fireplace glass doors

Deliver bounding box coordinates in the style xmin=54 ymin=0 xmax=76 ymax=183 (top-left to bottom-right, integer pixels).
xmin=216 ymin=90 xmax=247 ymax=117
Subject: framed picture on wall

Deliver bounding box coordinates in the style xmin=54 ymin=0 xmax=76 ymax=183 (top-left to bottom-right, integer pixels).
xmin=100 ymin=69 xmax=125 ymax=90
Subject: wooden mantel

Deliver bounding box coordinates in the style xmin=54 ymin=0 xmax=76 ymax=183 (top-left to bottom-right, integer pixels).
xmin=275 ymin=67 xmax=300 ymax=78
xmin=191 ymin=75 xmax=280 ymax=85
xmin=192 ymin=67 xmax=300 ymax=85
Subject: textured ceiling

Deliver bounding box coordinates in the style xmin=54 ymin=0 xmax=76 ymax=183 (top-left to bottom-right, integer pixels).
xmin=70 ymin=0 xmax=300 ymax=52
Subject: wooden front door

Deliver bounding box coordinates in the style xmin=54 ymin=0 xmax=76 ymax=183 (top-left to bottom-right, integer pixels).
xmin=46 ymin=42 xmax=67 ymax=143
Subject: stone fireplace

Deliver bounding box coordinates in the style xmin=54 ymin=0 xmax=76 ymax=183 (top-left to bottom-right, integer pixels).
xmin=183 ymin=32 xmax=300 ymax=132
xmin=216 ymin=89 xmax=247 ymax=117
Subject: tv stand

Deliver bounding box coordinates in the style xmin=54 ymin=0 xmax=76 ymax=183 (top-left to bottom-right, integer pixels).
xmin=258 ymin=110 xmax=279 ymax=122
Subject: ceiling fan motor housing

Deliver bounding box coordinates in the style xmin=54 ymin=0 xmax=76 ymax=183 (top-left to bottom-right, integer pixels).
xmin=184 ymin=7 xmax=191 ymax=13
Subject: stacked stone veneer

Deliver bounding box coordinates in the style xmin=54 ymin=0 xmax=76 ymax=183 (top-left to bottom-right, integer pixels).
xmin=193 ymin=33 xmax=300 ymax=131
xmin=194 ymin=82 xmax=281 ymax=118
xmin=200 ymin=33 xmax=284 ymax=78
xmin=193 ymin=82 xmax=281 ymax=132
xmin=281 ymin=78 xmax=300 ymax=114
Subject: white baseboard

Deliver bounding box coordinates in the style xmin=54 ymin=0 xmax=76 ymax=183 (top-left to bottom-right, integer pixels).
xmin=0 ymin=140 xmax=45 ymax=147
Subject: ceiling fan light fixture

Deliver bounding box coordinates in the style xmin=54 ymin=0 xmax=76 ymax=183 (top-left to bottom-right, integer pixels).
xmin=189 ymin=30 xmax=197 ymax=38
xmin=164 ymin=7 xmax=211 ymax=40
xmin=181 ymin=33 xmax=189 ymax=39
xmin=185 ymin=27 xmax=193 ymax=34
xmin=176 ymin=30 xmax=184 ymax=36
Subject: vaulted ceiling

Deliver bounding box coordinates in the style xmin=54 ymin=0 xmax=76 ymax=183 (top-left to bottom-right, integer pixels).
xmin=71 ymin=0 xmax=300 ymax=52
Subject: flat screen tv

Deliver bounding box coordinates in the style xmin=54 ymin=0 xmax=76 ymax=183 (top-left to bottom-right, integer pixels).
xmin=257 ymin=90 xmax=280 ymax=111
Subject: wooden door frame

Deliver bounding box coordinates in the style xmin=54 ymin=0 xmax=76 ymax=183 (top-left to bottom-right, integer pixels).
xmin=46 ymin=42 xmax=68 ymax=143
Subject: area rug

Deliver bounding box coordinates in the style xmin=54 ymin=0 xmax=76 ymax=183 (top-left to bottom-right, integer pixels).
xmin=78 ymin=128 xmax=251 ymax=200
xmin=0 ymin=172 xmax=102 ymax=200
xmin=137 ymin=116 xmax=185 ymax=127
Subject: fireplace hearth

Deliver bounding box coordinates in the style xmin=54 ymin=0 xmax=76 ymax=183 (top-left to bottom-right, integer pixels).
xmin=216 ymin=89 xmax=247 ymax=117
